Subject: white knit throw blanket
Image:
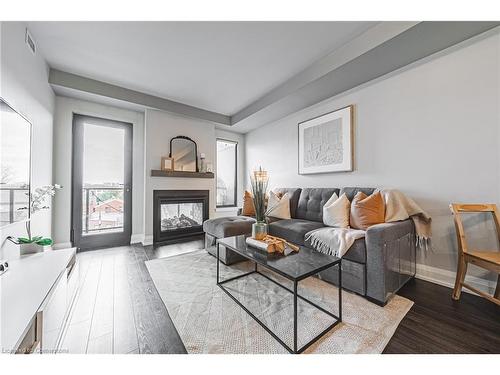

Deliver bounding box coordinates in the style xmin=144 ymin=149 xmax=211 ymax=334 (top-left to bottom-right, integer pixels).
xmin=381 ymin=189 xmax=432 ymax=251
xmin=306 ymin=228 xmax=366 ymax=258
xmin=306 ymin=189 xmax=432 ymax=258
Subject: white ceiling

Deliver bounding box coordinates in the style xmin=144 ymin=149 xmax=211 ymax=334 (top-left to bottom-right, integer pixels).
xmin=28 ymin=21 xmax=376 ymax=115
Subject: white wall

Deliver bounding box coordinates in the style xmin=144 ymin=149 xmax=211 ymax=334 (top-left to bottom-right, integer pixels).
xmin=52 ymin=96 xmax=145 ymax=247
xmin=0 ymin=22 xmax=55 ymax=260
xmin=245 ymin=31 xmax=500 ymax=291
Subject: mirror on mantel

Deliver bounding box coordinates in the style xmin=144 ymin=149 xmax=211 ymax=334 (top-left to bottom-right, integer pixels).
xmin=169 ymin=136 xmax=198 ymax=172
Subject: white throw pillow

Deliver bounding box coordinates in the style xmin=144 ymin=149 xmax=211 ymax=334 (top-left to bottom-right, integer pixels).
xmin=323 ymin=193 xmax=350 ymax=228
xmin=265 ymin=191 xmax=291 ymax=220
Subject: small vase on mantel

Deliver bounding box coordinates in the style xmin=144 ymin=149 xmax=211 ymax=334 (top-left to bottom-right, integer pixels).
xmin=252 ymin=221 xmax=268 ymax=240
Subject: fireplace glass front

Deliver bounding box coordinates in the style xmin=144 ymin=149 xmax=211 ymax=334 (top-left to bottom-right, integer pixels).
xmin=153 ymin=190 xmax=209 ymax=244
xmin=160 ymin=202 xmax=203 ymax=231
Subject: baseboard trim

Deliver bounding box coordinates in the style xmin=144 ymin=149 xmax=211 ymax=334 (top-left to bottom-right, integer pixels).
xmin=53 ymin=242 xmax=73 ymax=250
xmin=130 ymin=234 xmax=145 ymax=244
xmin=416 ymin=263 xmax=496 ymax=296
xmin=142 ymin=235 xmax=153 ymax=246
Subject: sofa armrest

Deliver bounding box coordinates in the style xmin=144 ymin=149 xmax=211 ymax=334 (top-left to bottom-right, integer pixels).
xmin=365 ymin=220 xmax=416 ymax=305
xmin=366 ymin=220 xmax=414 ymax=246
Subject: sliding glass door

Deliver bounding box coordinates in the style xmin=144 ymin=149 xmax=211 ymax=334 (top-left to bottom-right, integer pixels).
xmin=72 ymin=114 xmax=132 ymax=250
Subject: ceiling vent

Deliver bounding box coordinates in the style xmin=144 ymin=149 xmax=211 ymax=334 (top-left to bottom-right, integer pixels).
xmin=25 ymin=28 xmax=36 ymax=55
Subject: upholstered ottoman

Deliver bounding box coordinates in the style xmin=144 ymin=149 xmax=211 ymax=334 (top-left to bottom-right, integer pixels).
xmin=203 ymin=216 xmax=256 ymax=265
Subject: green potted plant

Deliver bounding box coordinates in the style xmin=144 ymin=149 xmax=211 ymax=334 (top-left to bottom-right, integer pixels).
xmin=17 ymin=236 xmax=54 ymax=254
xmin=250 ymin=167 xmax=269 ymax=240
xmin=8 ymin=184 xmax=62 ymax=255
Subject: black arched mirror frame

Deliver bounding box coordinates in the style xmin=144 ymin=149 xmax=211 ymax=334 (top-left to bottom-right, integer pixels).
xmin=169 ymin=136 xmax=198 ymax=172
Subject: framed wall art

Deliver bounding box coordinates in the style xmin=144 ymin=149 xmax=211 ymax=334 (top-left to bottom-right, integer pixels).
xmin=298 ymin=105 xmax=353 ymax=174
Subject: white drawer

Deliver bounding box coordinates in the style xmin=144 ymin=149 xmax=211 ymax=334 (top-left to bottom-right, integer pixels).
xmin=38 ymin=270 xmax=67 ymax=353
xmin=67 ymin=261 xmax=80 ymax=308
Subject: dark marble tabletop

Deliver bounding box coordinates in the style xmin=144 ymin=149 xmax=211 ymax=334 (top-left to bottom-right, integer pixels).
xmin=217 ymin=235 xmax=340 ymax=281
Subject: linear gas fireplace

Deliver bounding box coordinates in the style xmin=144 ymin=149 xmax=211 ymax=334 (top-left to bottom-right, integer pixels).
xmin=153 ymin=190 xmax=209 ymax=244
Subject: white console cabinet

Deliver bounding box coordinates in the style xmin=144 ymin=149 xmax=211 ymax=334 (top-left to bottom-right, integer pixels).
xmin=1 ymin=248 xmax=78 ymax=354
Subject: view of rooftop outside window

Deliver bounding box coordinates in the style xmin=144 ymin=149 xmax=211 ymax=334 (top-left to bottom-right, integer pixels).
xmin=82 ymin=123 xmax=125 ymax=235
xmin=216 ymin=139 xmax=237 ymax=207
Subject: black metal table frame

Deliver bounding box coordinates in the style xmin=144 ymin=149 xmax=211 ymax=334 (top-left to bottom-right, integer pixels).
xmin=216 ymin=241 xmax=342 ymax=354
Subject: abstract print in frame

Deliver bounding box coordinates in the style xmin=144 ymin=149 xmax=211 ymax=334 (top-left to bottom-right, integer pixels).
xmin=298 ymin=105 xmax=353 ymax=174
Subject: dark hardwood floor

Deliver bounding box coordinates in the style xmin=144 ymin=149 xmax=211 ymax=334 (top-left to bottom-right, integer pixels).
xmin=127 ymin=243 xmax=188 ymax=354
xmin=384 ymin=277 xmax=500 ymax=354
xmin=65 ymin=242 xmax=499 ymax=354
xmin=61 ymin=242 xmax=199 ymax=353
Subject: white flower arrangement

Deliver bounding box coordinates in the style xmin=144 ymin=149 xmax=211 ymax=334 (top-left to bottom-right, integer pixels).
xmin=29 ymin=184 xmax=62 ymax=214
xmin=13 ymin=184 xmax=63 ymax=242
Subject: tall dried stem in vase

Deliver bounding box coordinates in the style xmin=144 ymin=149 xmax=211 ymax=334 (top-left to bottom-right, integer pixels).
xmin=250 ymin=167 xmax=268 ymax=223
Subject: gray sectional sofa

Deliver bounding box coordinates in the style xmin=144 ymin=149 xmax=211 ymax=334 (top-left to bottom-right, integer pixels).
xmin=203 ymin=187 xmax=416 ymax=306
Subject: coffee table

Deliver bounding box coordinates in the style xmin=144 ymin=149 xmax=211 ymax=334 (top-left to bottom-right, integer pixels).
xmin=216 ymin=235 xmax=342 ymax=354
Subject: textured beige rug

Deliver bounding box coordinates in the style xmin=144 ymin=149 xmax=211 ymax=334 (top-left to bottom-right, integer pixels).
xmin=146 ymin=250 xmax=413 ymax=354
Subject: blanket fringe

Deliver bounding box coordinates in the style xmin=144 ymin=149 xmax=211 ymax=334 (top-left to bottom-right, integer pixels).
xmin=308 ymin=236 xmax=340 ymax=257
xmin=416 ymin=236 xmax=432 ymax=252
xmin=311 ymin=232 xmax=432 ymax=256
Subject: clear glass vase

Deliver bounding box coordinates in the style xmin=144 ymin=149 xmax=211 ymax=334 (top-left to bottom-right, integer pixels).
xmin=252 ymin=221 xmax=268 ymax=240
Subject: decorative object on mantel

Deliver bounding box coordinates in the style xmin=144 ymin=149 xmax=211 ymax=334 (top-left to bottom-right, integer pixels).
xmin=7 ymin=184 xmax=62 ymax=255
xmin=169 ymin=135 xmax=198 ymax=172
xmin=250 ymin=167 xmax=269 ymax=240
xmin=246 ymin=235 xmax=299 ymax=255
xmin=160 ymin=156 xmax=174 ymax=171
xmin=206 ymin=162 xmax=213 ymax=173
xmin=298 ymin=105 xmax=353 ymax=174
xmin=199 ymin=153 xmax=206 ymax=173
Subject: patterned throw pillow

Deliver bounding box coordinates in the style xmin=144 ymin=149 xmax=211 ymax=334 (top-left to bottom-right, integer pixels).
xmin=323 ymin=193 xmax=350 ymax=228
xmin=350 ymin=191 xmax=385 ymax=230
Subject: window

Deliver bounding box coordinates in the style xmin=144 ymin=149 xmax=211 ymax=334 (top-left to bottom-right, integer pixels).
xmin=216 ymin=139 xmax=237 ymax=207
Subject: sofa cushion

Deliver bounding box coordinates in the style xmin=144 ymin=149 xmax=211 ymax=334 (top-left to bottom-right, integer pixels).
xmin=203 ymin=216 xmax=256 ymax=238
xmin=304 ymin=234 xmax=367 ymax=264
xmin=295 ymin=188 xmax=339 ymax=222
xmin=339 ymin=187 xmax=376 ymax=201
xmin=268 ymin=219 xmax=325 ymax=246
xmin=350 ymin=191 xmax=385 ymax=230
xmin=273 ymin=188 xmax=302 ymax=217
xmin=323 ymin=193 xmax=350 ymax=228
xmin=241 ymin=190 xmax=256 ymax=216
xmin=266 ymin=191 xmax=291 ymax=219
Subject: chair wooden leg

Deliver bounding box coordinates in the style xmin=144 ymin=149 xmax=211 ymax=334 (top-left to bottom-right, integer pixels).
xmin=494 ymin=275 xmax=500 ymax=300
xmin=452 ymin=255 xmax=467 ymax=300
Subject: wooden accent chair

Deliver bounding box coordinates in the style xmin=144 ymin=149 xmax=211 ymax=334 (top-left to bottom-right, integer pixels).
xmin=449 ymin=204 xmax=500 ymax=306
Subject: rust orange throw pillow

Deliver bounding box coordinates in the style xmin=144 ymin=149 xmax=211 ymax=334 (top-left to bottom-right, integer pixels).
xmin=242 ymin=190 xmax=256 ymax=216
xmin=350 ymin=191 xmax=385 ymax=230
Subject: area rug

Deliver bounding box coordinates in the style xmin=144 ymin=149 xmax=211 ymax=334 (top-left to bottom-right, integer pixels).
xmin=145 ymin=250 xmax=413 ymax=354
